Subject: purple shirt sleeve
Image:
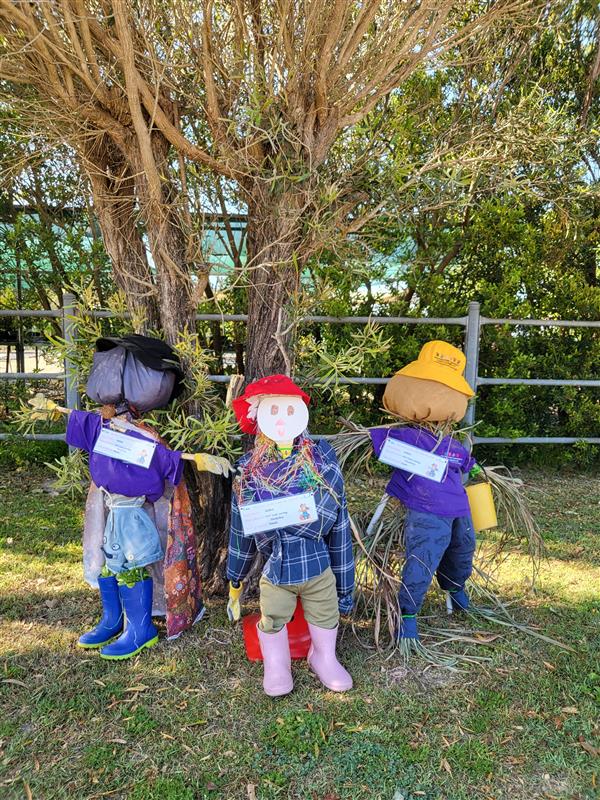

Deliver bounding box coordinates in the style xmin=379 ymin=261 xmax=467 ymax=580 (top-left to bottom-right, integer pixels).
xmin=155 ymin=445 xmax=184 ymax=486
xmin=66 ymin=409 xmax=101 ymax=452
xmin=462 ymin=450 xmax=477 ymax=474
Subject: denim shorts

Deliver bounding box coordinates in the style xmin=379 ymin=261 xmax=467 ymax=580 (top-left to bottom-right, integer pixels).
xmin=102 ymin=493 xmax=163 ymax=574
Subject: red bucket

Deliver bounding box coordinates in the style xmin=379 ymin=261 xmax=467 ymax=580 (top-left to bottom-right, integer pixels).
xmin=242 ymin=598 xmax=312 ymax=662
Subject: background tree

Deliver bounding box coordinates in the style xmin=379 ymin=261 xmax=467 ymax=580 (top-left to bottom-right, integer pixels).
xmin=2 ymin=1 xmax=599 ymax=591
xmin=0 ymin=0 xmax=536 ymax=364
xmin=0 ymin=132 xmax=111 ymax=321
xmin=302 ymin=0 xmax=600 ymax=463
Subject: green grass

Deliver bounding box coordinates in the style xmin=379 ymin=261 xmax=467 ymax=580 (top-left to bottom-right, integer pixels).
xmin=1 ymin=467 xmax=599 ymax=800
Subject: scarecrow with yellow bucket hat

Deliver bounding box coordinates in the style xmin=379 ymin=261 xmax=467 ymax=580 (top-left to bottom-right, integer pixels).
xmin=367 ymin=340 xmax=487 ymax=641
xmin=333 ymin=338 xmax=541 ymax=660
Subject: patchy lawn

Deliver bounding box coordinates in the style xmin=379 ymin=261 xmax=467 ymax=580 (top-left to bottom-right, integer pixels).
xmin=0 ymin=467 xmax=599 ymax=800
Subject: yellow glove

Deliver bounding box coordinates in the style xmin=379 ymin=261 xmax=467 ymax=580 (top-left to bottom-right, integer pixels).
xmin=193 ymin=453 xmax=233 ymax=477
xmin=227 ymin=581 xmax=243 ymax=622
xmin=28 ymin=393 xmax=63 ymax=422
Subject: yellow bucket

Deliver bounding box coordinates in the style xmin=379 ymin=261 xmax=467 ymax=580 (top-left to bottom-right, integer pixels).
xmin=466 ymin=482 xmax=498 ymax=532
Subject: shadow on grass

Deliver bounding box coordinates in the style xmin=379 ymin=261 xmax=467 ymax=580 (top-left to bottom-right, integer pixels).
xmin=0 ymin=527 xmax=82 ymax=562
xmin=0 ymin=585 xmax=111 ymax=633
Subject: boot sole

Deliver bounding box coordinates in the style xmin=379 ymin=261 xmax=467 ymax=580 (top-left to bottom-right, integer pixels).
xmin=309 ymin=672 xmax=352 ymax=692
xmin=78 ymin=632 xmax=123 ymax=649
xmin=99 ymin=635 xmax=159 ymax=661
xmin=308 ymin=662 xmax=352 ymax=692
xmin=264 ymin=682 xmax=294 ymax=697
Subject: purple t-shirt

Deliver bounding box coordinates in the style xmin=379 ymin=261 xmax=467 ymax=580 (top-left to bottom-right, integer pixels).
xmin=369 ymin=426 xmax=476 ymax=518
xmin=66 ymin=410 xmax=183 ymax=502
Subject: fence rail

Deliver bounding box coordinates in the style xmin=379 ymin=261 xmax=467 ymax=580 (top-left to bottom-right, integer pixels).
xmin=1 ymin=296 xmax=598 ymax=446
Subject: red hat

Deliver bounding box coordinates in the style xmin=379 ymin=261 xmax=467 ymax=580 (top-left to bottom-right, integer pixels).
xmin=232 ymin=374 xmax=311 ymax=434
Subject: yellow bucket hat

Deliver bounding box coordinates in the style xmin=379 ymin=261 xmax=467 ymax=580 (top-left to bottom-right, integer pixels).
xmin=397 ymin=340 xmax=474 ymax=397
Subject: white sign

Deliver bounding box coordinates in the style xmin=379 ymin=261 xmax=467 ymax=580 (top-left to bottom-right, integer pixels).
xmin=93 ymin=427 xmax=157 ymax=469
xmin=239 ymin=491 xmax=318 ymax=536
xmin=378 ymin=437 xmax=448 ymax=483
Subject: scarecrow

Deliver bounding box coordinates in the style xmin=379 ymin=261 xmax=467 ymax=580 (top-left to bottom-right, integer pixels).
xmin=29 ymin=334 xmax=231 ymax=660
xmin=367 ymin=341 xmax=482 ymax=641
xmin=332 ymin=340 xmax=548 ymax=662
xmin=225 ymin=374 xmax=354 ymax=697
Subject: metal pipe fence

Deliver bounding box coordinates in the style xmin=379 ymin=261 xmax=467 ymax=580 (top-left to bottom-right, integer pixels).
xmin=1 ymin=294 xmax=598 ymax=445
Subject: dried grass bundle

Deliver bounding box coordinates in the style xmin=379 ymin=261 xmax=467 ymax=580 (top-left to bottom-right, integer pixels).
xmin=479 ymin=466 xmax=545 ymax=575
xmin=331 ymin=419 xmax=380 ymax=474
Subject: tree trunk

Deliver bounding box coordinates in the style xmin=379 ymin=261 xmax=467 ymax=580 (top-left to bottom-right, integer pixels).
xmin=184 ymin=464 xmax=232 ymax=596
xmin=134 ymin=149 xmax=229 ymax=587
xmin=80 ymin=136 xmax=159 ymax=330
xmin=244 ymin=191 xmax=304 ymax=382
xmin=85 ymin=131 xmax=230 ymax=594
xmin=133 ymin=133 xmax=231 ymax=588
xmin=148 ymin=214 xmax=195 ymax=345
xmin=131 ymin=133 xmax=196 ymax=346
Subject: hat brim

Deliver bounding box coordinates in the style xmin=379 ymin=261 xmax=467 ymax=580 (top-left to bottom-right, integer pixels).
xmin=232 ymin=396 xmax=259 ymax=434
xmin=398 ymin=361 xmax=474 ymax=397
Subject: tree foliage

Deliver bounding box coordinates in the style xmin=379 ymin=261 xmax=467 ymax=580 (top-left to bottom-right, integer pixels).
xmin=0 ymin=0 xmax=598 ymax=467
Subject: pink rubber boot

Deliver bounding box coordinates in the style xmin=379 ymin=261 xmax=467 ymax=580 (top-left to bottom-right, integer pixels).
xmin=257 ymin=624 xmax=294 ymax=697
xmin=307 ymin=624 xmax=353 ymax=692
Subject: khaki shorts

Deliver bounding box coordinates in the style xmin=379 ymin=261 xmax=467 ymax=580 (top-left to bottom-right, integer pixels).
xmin=259 ymin=567 xmax=339 ymax=633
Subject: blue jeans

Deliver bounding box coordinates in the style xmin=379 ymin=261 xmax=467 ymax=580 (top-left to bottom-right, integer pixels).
xmin=399 ymin=509 xmax=476 ymax=615
xmin=102 ymin=494 xmax=163 ymax=574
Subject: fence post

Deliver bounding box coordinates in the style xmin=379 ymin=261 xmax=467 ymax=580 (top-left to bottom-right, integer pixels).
xmin=62 ymin=292 xmax=80 ymax=415
xmin=463 ymin=301 xmax=481 ymax=430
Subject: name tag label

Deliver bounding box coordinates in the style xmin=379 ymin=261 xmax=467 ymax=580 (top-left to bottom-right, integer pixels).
xmin=378 ymin=437 xmax=448 ymax=483
xmin=239 ymin=491 xmax=318 ymax=536
xmin=93 ymin=427 xmax=157 ymax=469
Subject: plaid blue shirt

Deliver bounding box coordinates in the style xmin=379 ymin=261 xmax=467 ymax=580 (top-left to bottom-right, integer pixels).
xmin=226 ymin=438 xmax=354 ymax=613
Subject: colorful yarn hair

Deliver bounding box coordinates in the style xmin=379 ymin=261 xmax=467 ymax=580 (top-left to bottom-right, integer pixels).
xmin=235 ymin=433 xmax=339 ymax=504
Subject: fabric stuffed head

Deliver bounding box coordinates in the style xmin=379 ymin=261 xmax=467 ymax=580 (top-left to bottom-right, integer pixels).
xmin=232 ymin=374 xmax=310 ymax=441
xmin=383 ymin=341 xmax=474 ymax=423
xmin=86 ymin=334 xmax=185 ymax=414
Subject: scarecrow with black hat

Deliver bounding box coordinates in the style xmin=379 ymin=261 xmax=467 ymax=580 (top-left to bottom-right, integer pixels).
xmin=225 ymin=375 xmax=354 ymax=696
xmin=29 ymin=334 xmax=231 ymax=660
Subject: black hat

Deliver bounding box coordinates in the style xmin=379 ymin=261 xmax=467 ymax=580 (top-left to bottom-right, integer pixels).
xmin=95 ymin=334 xmax=185 ymax=403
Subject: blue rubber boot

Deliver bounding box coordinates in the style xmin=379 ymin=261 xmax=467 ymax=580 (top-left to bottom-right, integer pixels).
xmin=397 ymin=614 xmax=420 ymax=640
xmin=448 ymin=588 xmax=470 ymax=612
xmin=78 ymin=575 xmax=124 ymax=649
xmin=100 ymin=577 xmax=158 ymax=660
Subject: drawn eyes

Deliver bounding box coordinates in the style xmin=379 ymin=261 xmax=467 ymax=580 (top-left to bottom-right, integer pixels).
xmin=270 ymin=404 xmax=295 ymax=416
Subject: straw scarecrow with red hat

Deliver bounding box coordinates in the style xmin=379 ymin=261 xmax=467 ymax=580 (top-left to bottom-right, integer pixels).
xmin=226 ymin=374 xmax=354 ymax=697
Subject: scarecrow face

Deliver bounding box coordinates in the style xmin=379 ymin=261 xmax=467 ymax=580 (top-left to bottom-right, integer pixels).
xmin=383 ymin=375 xmax=469 ymax=423
xmin=256 ymin=395 xmax=309 ymax=443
